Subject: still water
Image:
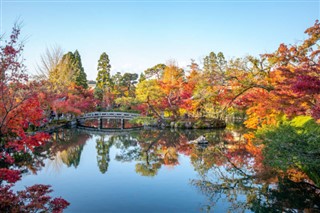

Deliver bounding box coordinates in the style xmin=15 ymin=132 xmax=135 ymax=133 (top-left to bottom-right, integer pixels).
xmin=14 ymin=127 xmax=320 ymax=212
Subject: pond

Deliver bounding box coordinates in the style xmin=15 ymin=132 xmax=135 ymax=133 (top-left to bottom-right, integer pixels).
xmin=14 ymin=127 xmax=320 ymax=212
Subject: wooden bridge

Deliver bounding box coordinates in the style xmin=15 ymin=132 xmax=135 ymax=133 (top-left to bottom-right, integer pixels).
xmin=77 ymin=111 xmax=141 ymax=130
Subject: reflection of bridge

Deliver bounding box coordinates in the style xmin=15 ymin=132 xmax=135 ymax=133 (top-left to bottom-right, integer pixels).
xmin=77 ymin=126 xmax=140 ymax=135
xmin=77 ymin=111 xmax=141 ymax=130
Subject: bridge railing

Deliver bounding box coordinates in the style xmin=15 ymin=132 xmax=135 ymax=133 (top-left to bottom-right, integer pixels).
xmin=78 ymin=111 xmax=140 ymax=120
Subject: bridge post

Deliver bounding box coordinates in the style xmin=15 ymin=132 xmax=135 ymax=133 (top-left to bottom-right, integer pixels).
xmin=98 ymin=118 xmax=102 ymax=129
xmin=121 ymin=119 xmax=124 ymax=129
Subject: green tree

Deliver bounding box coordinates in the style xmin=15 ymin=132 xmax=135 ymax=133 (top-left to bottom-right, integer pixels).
xmin=121 ymin=73 xmax=138 ymax=97
xmin=139 ymin=73 xmax=146 ymax=83
xmin=111 ymin=71 xmax=123 ymax=98
xmin=256 ymin=116 xmax=320 ymax=187
xmin=73 ymin=50 xmax=88 ymax=89
xmin=96 ymin=136 xmax=113 ymax=174
xmin=144 ymin=63 xmax=166 ymax=80
xmin=49 ymin=51 xmax=75 ymax=91
xmin=48 ymin=50 xmax=88 ymax=91
xmin=203 ymin=51 xmax=226 ymax=80
xmin=113 ymin=73 xmax=139 ymax=110
xmin=112 ymin=72 xmax=138 ymax=98
xmin=96 ymin=52 xmax=112 ymax=91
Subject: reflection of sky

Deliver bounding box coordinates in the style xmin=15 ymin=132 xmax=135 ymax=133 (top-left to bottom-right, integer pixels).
xmin=1 ymin=1 xmax=319 ymax=80
xmin=13 ymin=131 xmax=251 ymax=212
xmin=45 ymin=152 xmax=65 ymax=175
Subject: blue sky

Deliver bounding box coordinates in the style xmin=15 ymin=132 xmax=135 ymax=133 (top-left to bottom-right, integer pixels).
xmin=1 ymin=0 xmax=319 ymax=80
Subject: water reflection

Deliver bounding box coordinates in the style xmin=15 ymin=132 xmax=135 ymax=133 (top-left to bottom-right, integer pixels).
xmin=187 ymin=125 xmax=320 ymax=212
xmin=96 ymin=136 xmax=112 ymax=174
xmin=40 ymin=127 xmax=320 ymax=212
xmin=42 ymin=129 xmax=91 ymax=172
xmin=111 ymin=129 xmax=204 ymax=176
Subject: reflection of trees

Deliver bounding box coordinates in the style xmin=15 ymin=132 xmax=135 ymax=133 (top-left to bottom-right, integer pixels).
xmin=133 ymin=130 xmax=164 ymax=177
xmin=190 ymin=128 xmax=269 ymax=212
xmin=111 ymin=129 xmax=193 ymax=177
xmin=189 ymin=127 xmax=247 ymax=179
xmin=192 ymin=171 xmax=320 ymax=212
xmin=190 ymin=147 xmax=223 ymax=178
xmin=96 ymin=136 xmax=113 ymax=174
xmin=135 ymin=163 xmax=161 ymax=177
xmin=40 ymin=127 xmax=320 ymax=212
xmin=11 ymin=128 xmax=90 ymax=175
xmin=189 ymin=127 xmax=320 ymax=212
xmin=113 ymin=133 xmax=139 ymax=159
xmin=46 ymin=152 xmax=64 ymax=174
xmin=14 ymin=148 xmax=48 ymax=175
xmin=60 ymin=145 xmax=84 ymax=168
xmin=160 ymin=147 xmax=179 ymax=166
xmin=109 ymin=129 xmax=225 ymax=177
xmin=250 ymin=177 xmax=320 ymax=212
xmin=44 ymin=129 xmax=90 ymax=172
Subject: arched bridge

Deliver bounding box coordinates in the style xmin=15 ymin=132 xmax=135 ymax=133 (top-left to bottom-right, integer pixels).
xmin=77 ymin=111 xmax=141 ymax=130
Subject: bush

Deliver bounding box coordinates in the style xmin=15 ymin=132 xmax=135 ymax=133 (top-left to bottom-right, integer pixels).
xmin=256 ymin=116 xmax=320 ymax=187
xmin=106 ymin=109 xmax=140 ymax=114
xmin=130 ymin=116 xmax=156 ymax=126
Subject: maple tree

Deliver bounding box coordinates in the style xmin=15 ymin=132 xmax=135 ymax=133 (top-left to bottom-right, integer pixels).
xmin=52 ymin=83 xmax=97 ymax=117
xmin=0 ymin=184 xmax=69 ymax=212
xmin=264 ymin=21 xmax=320 ymax=121
xmin=160 ymin=61 xmax=186 ymax=119
xmin=132 ymin=19 xmax=320 ymax=129
xmin=135 ymin=79 xmax=165 ymax=119
xmin=0 ymin=24 xmax=69 ymax=211
xmin=227 ymin=21 xmax=320 ymax=128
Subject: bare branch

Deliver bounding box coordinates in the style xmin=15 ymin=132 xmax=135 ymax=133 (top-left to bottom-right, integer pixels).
xmin=35 ymin=45 xmax=64 ymax=80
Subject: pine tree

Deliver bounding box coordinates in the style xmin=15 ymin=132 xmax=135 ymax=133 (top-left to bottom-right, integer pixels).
xmin=96 ymin=52 xmax=112 ymax=90
xmin=203 ymin=56 xmax=210 ymax=73
xmin=48 ymin=50 xmax=88 ymax=90
xmin=49 ymin=51 xmax=75 ymax=91
xmin=203 ymin=51 xmax=226 ymax=74
xmin=139 ymin=73 xmax=146 ymax=83
xmin=73 ymin=50 xmax=88 ymax=89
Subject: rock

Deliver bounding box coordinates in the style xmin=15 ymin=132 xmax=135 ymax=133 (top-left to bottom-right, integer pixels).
xmin=185 ymin=121 xmax=193 ymax=129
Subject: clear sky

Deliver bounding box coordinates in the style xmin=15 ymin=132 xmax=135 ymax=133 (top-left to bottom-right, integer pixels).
xmin=1 ymin=0 xmax=319 ymax=80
